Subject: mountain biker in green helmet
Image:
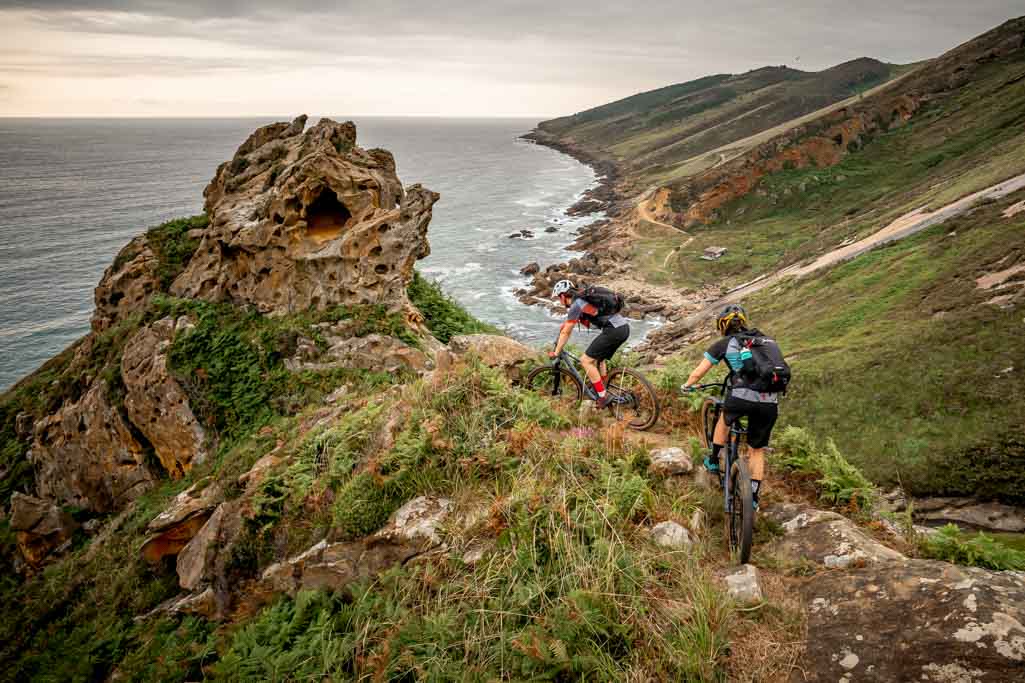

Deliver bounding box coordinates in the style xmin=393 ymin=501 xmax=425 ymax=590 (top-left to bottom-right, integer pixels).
xmin=681 ymin=304 xmax=780 ymax=508
xmin=550 ymin=279 xmax=630 ymax=409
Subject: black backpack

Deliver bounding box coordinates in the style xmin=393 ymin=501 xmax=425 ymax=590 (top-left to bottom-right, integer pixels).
xmin=581 ymin=285 xmax=625 ymax=318
xmin=736 ymin=331 xmax=791 ymax=394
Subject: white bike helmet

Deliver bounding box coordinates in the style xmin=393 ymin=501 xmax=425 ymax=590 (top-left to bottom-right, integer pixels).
xmin=552 ymin=279 xmax=575 ymax=297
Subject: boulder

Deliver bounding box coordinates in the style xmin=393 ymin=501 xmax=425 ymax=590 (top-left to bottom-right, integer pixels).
xmin=30 ymin=381 xmax=153 ymax=513
xmin=794 ymin=560 xmax=1025 ymax=682
xmin=448 ymin=334 xmax=538 ymax=372
xmin=140 ymin=481 xmax=222 ymax=564
xmin=520 ymin=262 xmax=540 ymax=276
xmin=14 ymin=412 xmax=33 ymax=440
xmin=121 ymin=317 xmax=207 ymax=478
xmin=912 ymin=498 xmax=1025 ymax=533
xmin=177 ymin=503 xmax=227 ymax=591
xmin=171 ymin=116 xmax=439 ymax=317
xmin=237 ymin=452 xmax=283 ymax=493
xmin=648 ymin=447 xmax=694 ymax=476
xmin=286 ymin=331 xmax=429 ymax=374
xmin=9 ymin=492 xmax=79 ymax=567
xmin=260 ymin=496 xmax=452 ymax=597
xmin=136 ymin=588 xmax=218 ymax=622
xmin=767 ymin=503 xmax=906 ymax=568
xmin=725 ymin=564 xmax=763 ymax=606
xmin=650 ymin=521 xmax=692 ymax=549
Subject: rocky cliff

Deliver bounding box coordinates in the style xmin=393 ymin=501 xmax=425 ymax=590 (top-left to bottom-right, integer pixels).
xmin=2 ymin=116 xmax=440 ymax=532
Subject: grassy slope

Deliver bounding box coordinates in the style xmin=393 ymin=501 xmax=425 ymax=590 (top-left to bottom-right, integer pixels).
xmin=629 ymin=51 xmax=1025 ymax=291
xmin=0 ymin=355 xmax=805 ymax=681
xmin=659 ymin=192 xmax=1025 ymax=501
xmin=537 ymin=58 xmax=896 ymax=186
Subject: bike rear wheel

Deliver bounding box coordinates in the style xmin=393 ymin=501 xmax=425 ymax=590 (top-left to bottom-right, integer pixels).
xmin=606 ymin=368 xmax=660 ymax=431
xmin=525 ymin=365 xmax=583 ymax=410
xmin=728 ymin=456 xmax=755 ymax=565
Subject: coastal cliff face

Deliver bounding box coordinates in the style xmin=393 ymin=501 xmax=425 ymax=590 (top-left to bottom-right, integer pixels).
xmin=2 ymin=116 xmax=441 ymax=528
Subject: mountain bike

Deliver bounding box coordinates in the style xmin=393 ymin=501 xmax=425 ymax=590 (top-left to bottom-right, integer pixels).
xmin=526 ymin=349 xmax=660 ymax=430
xmin=687 ymin=379 xmax=754 ymax=564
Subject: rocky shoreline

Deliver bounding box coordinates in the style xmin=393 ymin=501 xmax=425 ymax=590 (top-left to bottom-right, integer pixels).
xmin=516 ymin=128 xmax=716 ymax=358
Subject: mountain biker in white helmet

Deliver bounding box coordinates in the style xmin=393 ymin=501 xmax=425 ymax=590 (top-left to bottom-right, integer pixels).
xmin=550 ymin=279 xmax=630 ymax=409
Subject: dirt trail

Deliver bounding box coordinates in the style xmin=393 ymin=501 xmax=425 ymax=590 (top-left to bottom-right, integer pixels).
xmin=676 ymin=172 xmax=1025 ymax=329
xmin=636 ymin=188 xmax=685 ymax=233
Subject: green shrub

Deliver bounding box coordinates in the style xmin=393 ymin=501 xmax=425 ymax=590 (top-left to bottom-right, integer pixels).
xmin=919 ymin=524 xmax=1025 ymax=571
xmin=332 ymin=471 xmax=404 ymax=540
xmin=145 ymin=214 xmax=208 ymax=289
xmin=775 ymin=426 xmax=876 ymax=510
xmin=407 ymin=271 xmax=498 ymax=343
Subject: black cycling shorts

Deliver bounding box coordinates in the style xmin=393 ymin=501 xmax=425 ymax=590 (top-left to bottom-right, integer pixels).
xmin=584 ymin=324 xmax=630 ymax=361
xmin=724 ymin=395 xmax=778 ymax=449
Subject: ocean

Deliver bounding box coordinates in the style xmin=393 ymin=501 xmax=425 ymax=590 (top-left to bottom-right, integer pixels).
xmin=0 ymin=117 xmax=657 ymax=391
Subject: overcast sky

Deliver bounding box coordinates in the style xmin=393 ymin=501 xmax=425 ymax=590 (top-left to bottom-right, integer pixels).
xmin=0 ymin=1 xmax=1021 ymax=117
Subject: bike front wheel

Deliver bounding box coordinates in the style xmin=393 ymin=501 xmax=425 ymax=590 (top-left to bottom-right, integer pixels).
xmin=700 ymin=398 xmax=720 ymax=449
xmin=606 ymin=368 xmax=660 ymax=431
xmin=728 ymin=457 xmax=755 ymax=565
xmin=525 ymin=365 xmax=583 ymax=410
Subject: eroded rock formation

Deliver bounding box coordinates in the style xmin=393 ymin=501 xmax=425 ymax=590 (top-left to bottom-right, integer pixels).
xmin=121 ymin=317 xmax=207 ymax=477
xmin=30 ymin=381 xmax=153 ymax=513
xmin=10 ymin=115 xmax=441 ymax=540
xmin=172 ymin=116 xmax=439 ymax=316
xmin=8 ymin=492 xmax=79 ymax=567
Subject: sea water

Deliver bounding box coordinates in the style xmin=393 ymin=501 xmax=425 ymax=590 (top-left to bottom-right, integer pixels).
xmin=0 ymin=117 xmax=657 ymax=391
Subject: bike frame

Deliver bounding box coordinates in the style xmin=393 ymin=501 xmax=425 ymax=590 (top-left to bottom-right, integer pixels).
xmin=694 ymin=378 xmax=748 ymax=514
xmin=551 ymin=350 xmax=596 ymax=399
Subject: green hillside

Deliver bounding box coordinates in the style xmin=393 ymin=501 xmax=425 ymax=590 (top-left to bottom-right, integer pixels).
xmin=614 ymin=17 xmax=1025 ymax=500
xmin=535 ymin=58 xmax=899 ymax=186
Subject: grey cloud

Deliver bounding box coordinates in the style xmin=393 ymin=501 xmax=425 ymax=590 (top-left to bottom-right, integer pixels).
xmin=1 ymin=1 xmax=1022 ymax=115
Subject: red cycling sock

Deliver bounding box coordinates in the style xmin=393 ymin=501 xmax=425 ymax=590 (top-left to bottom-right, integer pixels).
xmin=593 ymin=379 xmax=605 ymax=394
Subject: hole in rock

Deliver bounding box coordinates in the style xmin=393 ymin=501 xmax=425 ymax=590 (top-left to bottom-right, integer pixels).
xmin=305 ymin=189 xmax=352 ymax=244
xmin=374 ymin=264 xmax=388 ymax=274
xmin=378 ymin=224 xmax=391 ymax=233
xmin=273 ymin=213 xmax=284 ymax=224
xmin=369 ymin=245 xmax=382 ymax=257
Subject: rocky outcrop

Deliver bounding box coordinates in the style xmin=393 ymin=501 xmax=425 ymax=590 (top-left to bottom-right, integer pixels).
xmin=286 ymin=324 xmax=431 ymax=375
xmin=766 ymin=499 xmax=1025 ymax=680
xmin=448 ymin=334 xmax=538 ymax=379
xmin=9 ymin=492 xmax=79 ymax=567
xmin=911 ymin=497 xmax=1025 ymax=534
xmin=767 ymin=503 xmax=906 ymax=569
xmin=30 ymin=381 xmax=153 ymax=513
xmin=121 ymin=317 xmax=207 ymax=478
xmin=260 ymin=496 xmax=452 ymax=597
xmin=796 ymin=560 xmax=1025 ymax=682
xmin=91 ymin=235 xmax=162 ymax=333
xmin=140 ymin=481 xmax=222 ymax=564
xmin=177 ymin=503 xmax=227 ymax=591
xmin=172 ymin=116 xmax=439 ymax=317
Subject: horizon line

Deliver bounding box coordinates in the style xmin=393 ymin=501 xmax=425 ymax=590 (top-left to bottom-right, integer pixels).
xmin=0 ymin=113 xmax=559 ymax=121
